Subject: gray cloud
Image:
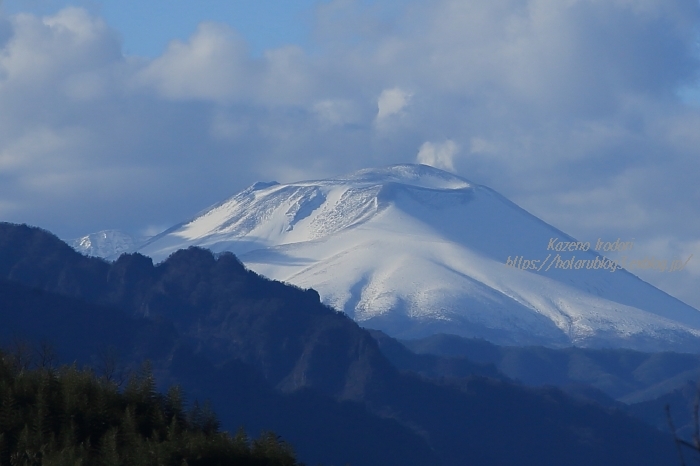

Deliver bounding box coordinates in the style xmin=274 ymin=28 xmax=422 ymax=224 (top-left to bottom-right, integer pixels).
xmin=0 ymin=0 xmax=699 ymax=307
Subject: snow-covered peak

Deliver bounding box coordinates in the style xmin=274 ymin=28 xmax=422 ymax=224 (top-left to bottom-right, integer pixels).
xmin=330 ymin=164 xmax=472 ymax=190
xmin=141 ymin=164 xmax=474 ymax=258
xmin=70 ymin=230 xmax=141 ymax=260
xmin=136 ymin=164 xmax=700 ymax=352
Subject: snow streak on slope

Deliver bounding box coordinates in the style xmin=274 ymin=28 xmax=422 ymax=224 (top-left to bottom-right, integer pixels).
xmin=137 ymin=164 xmax=700 ymax=352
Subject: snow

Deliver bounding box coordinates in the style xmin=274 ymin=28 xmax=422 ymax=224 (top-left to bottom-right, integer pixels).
xmin=132 ymin=163 xmax=700 ymax=351
xmin=70 ymin=230 xmax=139 ymax=260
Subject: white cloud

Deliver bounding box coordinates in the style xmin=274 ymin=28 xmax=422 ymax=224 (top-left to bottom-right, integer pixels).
xmin=136 ymin=24 xmax=313 ymax=105
xmin=136 ymin=22 xmax=252 ymax=102
xmin=375 ymin=87 xmax=412 ymax=122
xmin=258 ymin=45 xmax=313 ymax=105
xmin=416 ymin=140 xmax=459 ymax=172
xmin=0 ymin=8 xmax=121 ymax=91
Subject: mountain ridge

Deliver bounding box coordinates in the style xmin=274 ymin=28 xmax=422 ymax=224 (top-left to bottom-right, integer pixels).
xmin=126 ymin=164 xmax=700 ymax=352
xmin=0 ymin=221 xmax=681 ymax=465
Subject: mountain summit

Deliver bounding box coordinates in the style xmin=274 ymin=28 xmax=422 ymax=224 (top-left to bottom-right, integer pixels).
xmin=70 ymin=230 xmax=139 ymax=259
xmin=135 ymin=164 xmax=700 ymax=351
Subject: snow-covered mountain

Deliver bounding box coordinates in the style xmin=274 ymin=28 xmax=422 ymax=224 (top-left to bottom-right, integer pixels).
xmin=70 ymin=230 xmax=139 ymax=260
xmin=136 ymin=164 xmax=700 ymax=351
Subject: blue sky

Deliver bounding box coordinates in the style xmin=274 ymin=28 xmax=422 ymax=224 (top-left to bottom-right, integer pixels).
xmin=2 ymin=0 xmax=321 ymax=56
xmin=0 ymin=0 xmax=699 ymax=308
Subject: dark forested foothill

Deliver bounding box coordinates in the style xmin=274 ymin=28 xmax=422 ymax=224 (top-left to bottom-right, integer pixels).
xmin=0 ymin=349 xmax=300 ymax=466
xmin=0 ymin=222 xmax=683 ymax=465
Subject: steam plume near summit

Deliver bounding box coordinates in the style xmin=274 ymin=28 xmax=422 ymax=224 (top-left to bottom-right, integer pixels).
xmin=416 ymin=141 xmax=459 ymax=172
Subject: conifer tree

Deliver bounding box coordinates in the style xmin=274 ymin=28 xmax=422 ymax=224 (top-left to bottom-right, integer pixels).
xmin=0 ymin=348 xmax=306 ymax=466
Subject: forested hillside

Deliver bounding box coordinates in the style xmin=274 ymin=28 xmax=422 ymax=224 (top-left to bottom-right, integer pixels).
xmin=0 ymin=348 xmax=299 ymax=466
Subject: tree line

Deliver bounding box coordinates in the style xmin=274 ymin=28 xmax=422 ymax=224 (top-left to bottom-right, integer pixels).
xmin=0 ymin=345 xmax=302 ymax=466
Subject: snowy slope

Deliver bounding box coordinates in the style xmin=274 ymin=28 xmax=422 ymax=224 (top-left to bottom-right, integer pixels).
xmin=137 ymin=164 xmax=700 ymax=351
xmin=70 ymin=230 xmax=139 ymax=260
